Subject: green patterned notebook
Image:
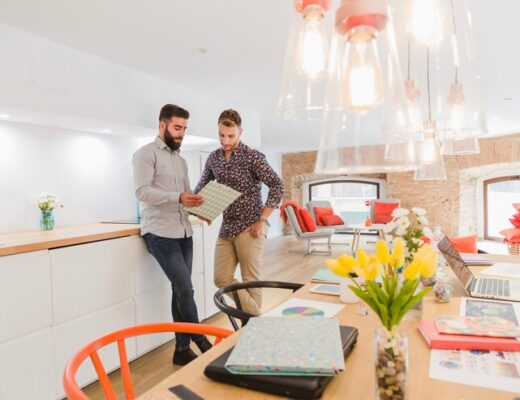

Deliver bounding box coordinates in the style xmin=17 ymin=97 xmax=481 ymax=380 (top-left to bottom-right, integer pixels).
xmin=225 ymin=317 xmax=345 ymax=376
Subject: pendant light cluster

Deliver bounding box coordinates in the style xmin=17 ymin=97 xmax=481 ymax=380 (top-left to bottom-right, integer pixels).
xmin=278 ymin=0 xmax=487 ymax=179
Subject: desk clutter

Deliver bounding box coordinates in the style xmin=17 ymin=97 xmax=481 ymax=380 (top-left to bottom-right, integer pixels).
xmin=421 ymin=297 xmax=520 ymax=393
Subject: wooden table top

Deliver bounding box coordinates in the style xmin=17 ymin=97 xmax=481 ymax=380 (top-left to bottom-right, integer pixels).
xmin=139 ymin=254 xmax=520 ymax=400
xmin=0 ymin=218 xmax=203 ymax=257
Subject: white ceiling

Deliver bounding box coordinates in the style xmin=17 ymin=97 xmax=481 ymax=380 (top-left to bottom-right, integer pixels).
xmin=0 ymin=0 xmax=518 ymax=151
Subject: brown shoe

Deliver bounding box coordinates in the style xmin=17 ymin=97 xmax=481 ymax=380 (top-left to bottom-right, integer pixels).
xmin=172 ymin=349 xmax=198 ymax=366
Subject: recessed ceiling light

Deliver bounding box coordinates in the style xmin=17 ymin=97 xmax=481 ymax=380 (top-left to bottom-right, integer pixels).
xmin=102 ymin=129 xmax=112 ymax=133
xmin=193 ymin=48 xmax=207 ymax=55
xmin=0 ymin=114 xmax=10 ymax=119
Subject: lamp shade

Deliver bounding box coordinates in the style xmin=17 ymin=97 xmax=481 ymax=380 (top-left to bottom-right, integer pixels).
xmin=315 ymin=0 xmax=418 ymax=174
xmin=277 ymin=0 xmax=332 ymax=121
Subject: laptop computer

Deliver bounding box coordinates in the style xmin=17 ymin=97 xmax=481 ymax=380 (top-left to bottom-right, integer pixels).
xmin=438 ymin=236 xmax=520 ymax=302
xmin=204 ymin=325 xmax=358 ymax=399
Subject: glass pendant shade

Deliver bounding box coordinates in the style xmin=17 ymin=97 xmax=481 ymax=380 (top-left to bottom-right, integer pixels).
xmin=414 ymin=120 xmax=446 ymax=180
xmin=413 ymin=156 xmax=447 ymax=180
xmin=315 ymin=0 xmax=418 ymax=174
xmin=277 ymin=0 xmax=332 ymax=121
xmin=393 ymin=0 xmax=487 ymax=142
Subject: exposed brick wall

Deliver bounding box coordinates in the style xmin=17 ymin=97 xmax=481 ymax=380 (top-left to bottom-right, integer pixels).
xmin=281 ymin=134 xmax=520 ymax=237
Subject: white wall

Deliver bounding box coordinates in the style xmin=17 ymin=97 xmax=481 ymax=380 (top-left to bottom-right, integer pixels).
xmin=0 ymin=121 xmax=205 ymax=233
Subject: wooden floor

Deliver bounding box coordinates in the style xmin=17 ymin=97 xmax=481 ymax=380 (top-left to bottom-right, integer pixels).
xmin=80 ymin=233 xmax=367 ymax=400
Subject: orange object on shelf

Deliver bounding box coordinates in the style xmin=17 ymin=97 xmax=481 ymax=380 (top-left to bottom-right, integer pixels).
xmin=364 ymin=217 xmax=372 ymax=227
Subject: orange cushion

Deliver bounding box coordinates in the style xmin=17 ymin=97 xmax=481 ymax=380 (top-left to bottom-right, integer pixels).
xmin=373 ymin=201 xmax=399 ymax=224
xmin=321 ymin=214 xmax=344 ymax=226
xmin=514 ymin=213 xmax=520 ymax=222
xmin=510 ymin=219 xmax=520 ymax=229
xmin=501 ymin=228 xmax=520 ymax=244
xmin=449 ymin=234 xmax=478 ymax=253
xmin=293 ymin=207 xmax=308 ymax=233
xmin=299 ymin=209 xmax=316 ymax=232
xmin=314 ymin=207 xmax=334 ymax=226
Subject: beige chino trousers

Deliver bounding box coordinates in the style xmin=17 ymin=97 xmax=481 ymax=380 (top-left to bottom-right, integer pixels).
xmin=214 ymin=227 xmax=266 ymax=315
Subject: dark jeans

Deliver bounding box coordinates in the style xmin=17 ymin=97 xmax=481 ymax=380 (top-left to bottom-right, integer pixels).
xmin=143 ymin=233 xmax=204 ymax=351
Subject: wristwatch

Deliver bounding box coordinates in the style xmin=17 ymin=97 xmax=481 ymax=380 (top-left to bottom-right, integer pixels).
xmin=258 ymin=217 xmax=270 ymax=227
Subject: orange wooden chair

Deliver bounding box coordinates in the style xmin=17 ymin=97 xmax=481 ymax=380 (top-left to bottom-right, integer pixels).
xmin=63 ymin=322 xmax=233 ymax=400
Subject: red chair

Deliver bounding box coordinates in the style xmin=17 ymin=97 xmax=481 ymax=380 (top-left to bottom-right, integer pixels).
xmin=63 ymin=322 xmax=233 ymax=400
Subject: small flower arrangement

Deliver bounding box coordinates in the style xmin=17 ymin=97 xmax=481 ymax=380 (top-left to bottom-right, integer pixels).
xmin=37 ymin=192 xmax=64 ymax=212
xmin=327 ymin=239 xmax=438 ymax=331
xmin=384 ymin=207 xmax=431 ymax=263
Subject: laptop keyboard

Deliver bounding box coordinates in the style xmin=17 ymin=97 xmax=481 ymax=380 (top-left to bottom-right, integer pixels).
xmin=477 ymin=278 xmax=510 ymax=298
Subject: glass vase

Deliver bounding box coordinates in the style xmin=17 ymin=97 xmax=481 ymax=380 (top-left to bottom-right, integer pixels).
xmin=40 ymin=209 xmax=55 ymax=231
xmin=374 ymin=327 xmax=408 ymax=400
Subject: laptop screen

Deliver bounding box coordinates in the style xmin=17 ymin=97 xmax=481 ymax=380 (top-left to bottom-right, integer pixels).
xmin=437 ymin=236 xmax=475 ymax=290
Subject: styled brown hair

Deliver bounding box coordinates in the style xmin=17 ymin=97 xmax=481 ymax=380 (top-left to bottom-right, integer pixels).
xmin=218 ymin=109 xmax=242 ymax=127
xmin=159 ymin=104 xmax=190 ymax=122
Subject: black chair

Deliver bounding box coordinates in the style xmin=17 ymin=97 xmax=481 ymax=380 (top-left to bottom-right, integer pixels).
xmin=214 ymin=281 xmax=304 ymax=331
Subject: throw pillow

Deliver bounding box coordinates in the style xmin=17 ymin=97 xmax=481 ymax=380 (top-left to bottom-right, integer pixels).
xmin=314 ymin=207 xmax=334 ymax=226
xmin=449 ymin=234 xmax=478 ymax=253
xmin=293 ymin=207 xmax=308 ymax=233
xmin=501 ymin=228 xmax=520 ymax=244
xmin=321 ymin=214 xmax=345 ymax=226
xmin=514 ymin=213 xmax=520 ymax=222
xmin=510 ymin=218 xmax=520 ymax=229
xmin=373 ymin=201 xmax=399 ymax=224
xmin=299 ymin=209 xmax=317 ymax=232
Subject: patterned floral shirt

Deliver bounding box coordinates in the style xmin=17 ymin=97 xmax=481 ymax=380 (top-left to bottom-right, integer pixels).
xmin=194 ymin=142 xmax=284 ymax=238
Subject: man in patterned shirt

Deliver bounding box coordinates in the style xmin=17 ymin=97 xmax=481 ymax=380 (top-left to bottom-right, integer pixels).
xmin=195 ymin=109 xmax=284 ymax=315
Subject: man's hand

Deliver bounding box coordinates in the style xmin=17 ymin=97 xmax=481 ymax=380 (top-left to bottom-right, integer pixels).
xmin=180 ymin=192 xmax=204 ymax=208
xmin=248 ymin=221 xmax=264 ymax=239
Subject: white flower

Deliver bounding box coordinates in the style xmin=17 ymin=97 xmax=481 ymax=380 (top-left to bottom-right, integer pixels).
xmin=397 ymin=217 xmax=410 ymax=229
xmin=384 ymin=221 xmax=397 ymax=233
xmin=418 ymin=216 xmax=429 ymax=225
xmin=392 ymin=208 xmax=409 ymax=218
xmin=396 ymin=227 xmax=406 ymax=236
xmin=412 ymin=207 xmax=427 ymax=216
xmin=37 ymin=192 xmax=64 ymax=211
xmin=411 ymin=237 xmax=421 ymax=244
xmin=423 ymin=226 xmax=433 ymax=238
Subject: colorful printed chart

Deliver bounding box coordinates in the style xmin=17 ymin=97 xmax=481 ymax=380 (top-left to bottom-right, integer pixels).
xmin=282 ymin=306 xmax=325 ymax=317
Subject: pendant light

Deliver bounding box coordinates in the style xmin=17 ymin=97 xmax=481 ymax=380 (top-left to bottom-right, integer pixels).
xmin=315 ymin=0 xmax=418 ymax=174
xmin=278 ymin=0 xmax=332 ymax=121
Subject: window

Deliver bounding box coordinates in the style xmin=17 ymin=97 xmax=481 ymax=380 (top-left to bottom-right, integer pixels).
xmin=483 ymin=175 xmax=520 ymax=241
xmin=309 ymin=180 xmax=380 ymax=224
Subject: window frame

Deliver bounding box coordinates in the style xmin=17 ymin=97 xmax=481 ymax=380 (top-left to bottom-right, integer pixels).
xmin=483 ymin=175 xmax=520 ymax=241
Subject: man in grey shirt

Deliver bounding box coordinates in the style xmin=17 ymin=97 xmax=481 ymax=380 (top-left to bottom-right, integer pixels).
xmin=132 ymin=104 xmax=212 ymax=366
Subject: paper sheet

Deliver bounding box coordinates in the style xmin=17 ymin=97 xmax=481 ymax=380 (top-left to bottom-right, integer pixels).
xmin=188 ymin=180 xmax=241 ymax=221
xmin=429 ymin=349 xmax=520 ymax=393
xmin=261 ymin=298 xmax=345 ymax=318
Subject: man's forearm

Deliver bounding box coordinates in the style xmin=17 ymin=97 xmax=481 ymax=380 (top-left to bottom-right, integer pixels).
xmin=136 ymin=185 xmax=180 ymax=205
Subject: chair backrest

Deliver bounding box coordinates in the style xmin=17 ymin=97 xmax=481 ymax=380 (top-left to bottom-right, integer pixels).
xmin=306 ymin=200 xmax=333 ymax=223
xmin=214 ymin=281 xmax=304 ymax=331
xmin=63 ymin=323 xmax=233 ymax=400
xmin=285 ymin=206 xmax=303 ymax=237
xmin=370 ymin=198 xmax=400 ymax=221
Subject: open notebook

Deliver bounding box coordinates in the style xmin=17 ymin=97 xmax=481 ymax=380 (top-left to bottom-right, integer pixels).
xmin=225 ymin=317 xmax=345 ymax=376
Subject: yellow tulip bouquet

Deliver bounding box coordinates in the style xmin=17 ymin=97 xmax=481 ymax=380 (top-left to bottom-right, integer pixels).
xmin=326 ymin=239 xmax=438 ymax=331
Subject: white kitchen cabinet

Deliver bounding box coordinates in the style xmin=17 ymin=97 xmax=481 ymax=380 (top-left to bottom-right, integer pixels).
xmin=0 ymin=328 xmax=56 ymax=400
xmin=53 ymin=300 xmax=136 ymax=398
xmin=0 ymin=250 xmax=52 ymax=343
xmin=51 ymin=236 xmax=134 ymax=324
xmin=134 ymin=285 xmax=172 ymax=355
xmin=203 ymin=216 xmax=221 ymax=317
xmin=133 ymin=236 xmax=169 ymax=295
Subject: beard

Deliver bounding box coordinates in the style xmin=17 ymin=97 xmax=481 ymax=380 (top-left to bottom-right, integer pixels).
xmin=164 ymin=127 xmax=181 ymax=151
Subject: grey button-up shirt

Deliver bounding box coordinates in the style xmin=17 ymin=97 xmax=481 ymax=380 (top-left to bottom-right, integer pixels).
xmin=132 ymin=136 xmax=193 ymax=239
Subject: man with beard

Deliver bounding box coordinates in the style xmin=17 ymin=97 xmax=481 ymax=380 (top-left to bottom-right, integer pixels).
xmin=132 ymin=104 xmax=212 ymax=366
